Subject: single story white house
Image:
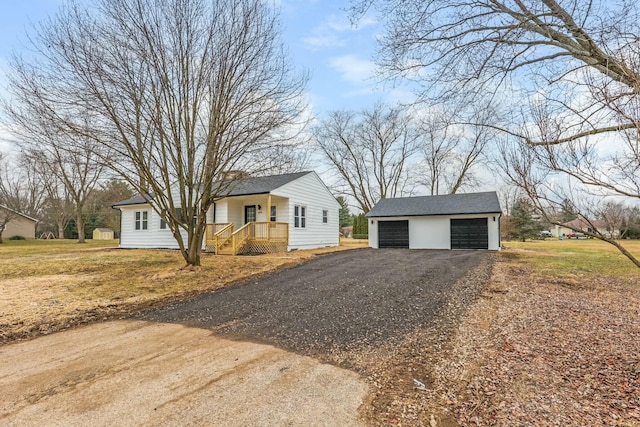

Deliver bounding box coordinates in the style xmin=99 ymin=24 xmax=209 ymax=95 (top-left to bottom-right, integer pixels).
xmin=113 ymin=171 xmax=340 ymax=254
xmin=366 ymin=192 xmax=502 ymax=250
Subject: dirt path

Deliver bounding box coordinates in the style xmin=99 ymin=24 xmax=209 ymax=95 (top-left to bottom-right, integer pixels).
xmin=0 ymin=320 xmax=368 ymax=426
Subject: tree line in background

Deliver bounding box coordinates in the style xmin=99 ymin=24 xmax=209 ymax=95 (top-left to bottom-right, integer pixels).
xmin=0 ymin=148 xmax=134 ymax=242
xmin=313 ymin=102 xmax=492 ymax=214
xmin=502 ymin=196 xmax=640 ymax=242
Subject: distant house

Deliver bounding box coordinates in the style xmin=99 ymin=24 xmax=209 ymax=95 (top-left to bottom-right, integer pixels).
xmin=113 ymin=171 xmax=340 ymax=254
xmin=366 ymin=192 xmax=502 ymax=250
xmin=93 ymin=228 xmax=115 ymax=240
xmin=340 ymin=226 xmax=353 ymax=238
xmin=0 ymin=205 xmax=37 ymax=239
xmin=551 ymin=218 xmax=618 ymax=238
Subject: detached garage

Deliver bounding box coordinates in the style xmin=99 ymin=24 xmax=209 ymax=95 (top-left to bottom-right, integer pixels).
xmin=366 ymin=192 xmax=502 ymax=250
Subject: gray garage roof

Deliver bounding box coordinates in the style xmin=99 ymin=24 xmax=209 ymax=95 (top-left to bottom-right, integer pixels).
xmin=365 ymin=192 xmax=502 ymax=218
xmin=112 ymin=171 xmax=313 ymax=207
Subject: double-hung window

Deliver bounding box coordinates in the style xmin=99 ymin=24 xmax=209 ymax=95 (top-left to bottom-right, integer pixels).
xmin=294 ymin=205 xmax=306 ymax=228
xmin=135 ymin=211 xmax=148 ymax=230
xmin=322 ymin=209 xmax=328 ymax=224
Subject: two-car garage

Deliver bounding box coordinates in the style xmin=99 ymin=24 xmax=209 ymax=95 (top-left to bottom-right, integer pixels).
xmin=367 ymin=192 xmax=502 ymax=251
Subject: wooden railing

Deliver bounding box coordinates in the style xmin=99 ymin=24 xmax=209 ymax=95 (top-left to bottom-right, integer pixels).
xmin=207 ymin=222 xmax=289 ymax=255
xmin=212 ymin=223 xmax=234 ymax=254
xmin=206 ymin=223 xmax=233 ymax=240
xmin=250 ymin=222 xmax=289 ymax=242
xmin=231 ymin=222 xmax=251 ymax=255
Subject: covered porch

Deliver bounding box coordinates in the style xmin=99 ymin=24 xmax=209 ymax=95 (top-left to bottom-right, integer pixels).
xmin=205 ymin=193 xmax=290 ymax=255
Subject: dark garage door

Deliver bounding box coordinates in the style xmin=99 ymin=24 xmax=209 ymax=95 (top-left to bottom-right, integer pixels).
xmin=378 ymin=220 xmax=409 ymax=248
xmin=450 ymin=218 xmax=488 ymax=249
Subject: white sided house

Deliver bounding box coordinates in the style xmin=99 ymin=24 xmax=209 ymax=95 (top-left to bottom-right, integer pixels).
xmin=113 ymin=171 xmax=340 ymax=255
xmin=366 ymin=192 xmax=502 ymax=250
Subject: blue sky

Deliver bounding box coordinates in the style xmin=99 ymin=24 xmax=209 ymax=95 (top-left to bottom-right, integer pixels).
xmin=0 ymin=0 xmax=411 ymax=124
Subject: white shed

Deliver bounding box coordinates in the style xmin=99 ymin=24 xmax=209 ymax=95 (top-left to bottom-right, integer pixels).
xmin=366 ymin=192 xmax=502 ymax=250
xmin=112 ymin=171 xmax=340 ymax=254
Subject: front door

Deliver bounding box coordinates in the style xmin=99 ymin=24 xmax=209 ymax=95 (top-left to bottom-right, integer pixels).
xmin=244 ymin=205 xmax=257 ymax=224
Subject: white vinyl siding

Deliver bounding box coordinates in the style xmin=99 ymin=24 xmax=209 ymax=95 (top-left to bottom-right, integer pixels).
xmin=119 ymin=204 xmax=189 ymax=249
xmin=273 ymin=172 xmax=339 ymax=250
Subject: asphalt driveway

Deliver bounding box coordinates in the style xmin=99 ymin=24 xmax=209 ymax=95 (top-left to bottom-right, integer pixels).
xmin=141 ymin=248 xmax=490 ymax=355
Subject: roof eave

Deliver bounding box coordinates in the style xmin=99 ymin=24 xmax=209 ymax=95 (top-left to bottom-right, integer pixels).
xmin=366 ymin=211 xmax=503 ymax=218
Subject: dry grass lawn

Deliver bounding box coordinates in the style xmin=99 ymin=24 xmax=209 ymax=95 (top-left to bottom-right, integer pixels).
xmin=0 ymin=239 xmax=360 ymax=343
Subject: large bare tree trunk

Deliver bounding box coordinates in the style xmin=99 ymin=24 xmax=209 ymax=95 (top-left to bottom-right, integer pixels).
xmin=76 ymin=209 xmax=85 ymax=243
xmin=57 ymin=219 xmax=65 ymax=239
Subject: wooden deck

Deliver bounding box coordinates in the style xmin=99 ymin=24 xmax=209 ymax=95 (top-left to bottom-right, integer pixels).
xmin=206 ymin=222 xmax=288 ymax=255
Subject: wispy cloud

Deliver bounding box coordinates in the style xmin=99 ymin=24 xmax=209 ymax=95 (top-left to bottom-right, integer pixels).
xmin=328 ymin=54 xmax=376 ymax=85
xmin=302 ymin=13 xmax=377 ymax=51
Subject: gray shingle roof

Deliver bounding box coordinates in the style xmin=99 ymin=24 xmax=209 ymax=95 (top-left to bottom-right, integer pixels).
xmin=222 ymin=171 xmax=312 ymax=196
xmin=111 ymin=171 xmax=313 ymax=207
xmin=112 ymin=194 xmax=151 ymax=207
xmin=365 ymin=192 xmax=502 ymax=217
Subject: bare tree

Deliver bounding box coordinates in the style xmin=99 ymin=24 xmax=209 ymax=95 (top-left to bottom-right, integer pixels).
xmin=4 ymin=0 xmax=307 ymax=265
xmin=600 ymin=202 xmax=629 ymax=240
xmin=314 ymin=104 xmax=419 ymax=213
xmin=0 ymin=152 xmax=46 ymax=242
xmin=12 ymin=125 xmax=106 ymax=243
xmin=418 ymin=112 xmax=489 ymax=195
xmin=498 ymin=138 xmax=640 ymax=268
xmin=354 ymin=0 xmax=640 ymax=267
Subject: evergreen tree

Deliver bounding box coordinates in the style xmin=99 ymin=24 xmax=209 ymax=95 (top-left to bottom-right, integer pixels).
xmin=337 ymin=196 xmax=353 ymax=228
xmin=511 ymin=198 xmax=542 ymax=242
xmin=558 ymin=198 xmax=578 ymax=223
xmin=624 ymin=207 xmax=640 ymax=239
xmin=352 ymin=213 xmax=369 ymax=237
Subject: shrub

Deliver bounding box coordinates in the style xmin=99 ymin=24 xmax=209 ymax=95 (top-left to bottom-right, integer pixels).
xmin=8 ymin=235 xmax=26 ymax=240
xmin=352 ymin=234 xmax=369 ymax=239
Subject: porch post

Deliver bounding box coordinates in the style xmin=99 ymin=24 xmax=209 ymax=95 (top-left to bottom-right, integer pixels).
xmin=267 ymin=193 xmax=272 ymax=240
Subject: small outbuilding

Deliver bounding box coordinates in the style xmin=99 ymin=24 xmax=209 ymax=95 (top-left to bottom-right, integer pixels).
xmin=366 ymin=192 xmax=502 ymax=250
xmin=0 ymin=205 xmax=37 ymax=240
xmin=93 ymin=228 xmax=115 ymax=240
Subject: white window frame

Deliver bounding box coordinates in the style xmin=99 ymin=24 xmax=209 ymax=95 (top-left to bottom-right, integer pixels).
xmin=135 ymin=210 xmax=148 ymax=231
xmin=322 ymin=209 xmax=328 ymax=224
xmin=294 ymin=205 xmax=306 ymax=228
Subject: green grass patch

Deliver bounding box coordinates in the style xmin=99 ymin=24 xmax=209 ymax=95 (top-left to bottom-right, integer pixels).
xmin=501 ymin=239 xmax=640 ymax=279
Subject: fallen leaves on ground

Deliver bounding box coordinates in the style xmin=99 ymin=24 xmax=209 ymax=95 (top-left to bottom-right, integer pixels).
xmin=357 ymin=254 xmax=640 ymax=426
